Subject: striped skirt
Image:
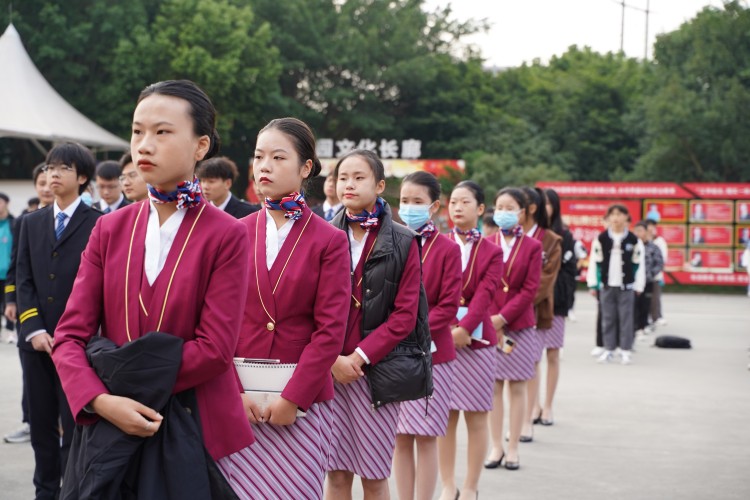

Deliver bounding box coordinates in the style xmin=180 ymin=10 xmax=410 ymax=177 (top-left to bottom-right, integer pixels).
xmin=217 ymin=401 xmax=333 ymax=500
xmin=327 ymin=377 xmax=400 ymax=480
xmin=495 ymin=327 xmax=539 ymax=381
xmin=449 ymin=347 xmax=495 ymax=412
xmin=538 ymin=315 xmax=566 ymax=349
xmin=396 ymin=361 xmax=455 ymax=437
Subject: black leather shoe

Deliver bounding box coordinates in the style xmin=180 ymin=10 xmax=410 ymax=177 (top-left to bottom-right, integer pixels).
xmin=483 ymin=453 xmax=505 ymax=469
xmin=532 ymin=410 xmax=542 ymax=425
xmin=504 ymin=459 xmax=520 ymax=471
xmin=540 ymin=418 xmax=554 ymax=426
xmin=519 ymin=434 xmax=533 ymax=443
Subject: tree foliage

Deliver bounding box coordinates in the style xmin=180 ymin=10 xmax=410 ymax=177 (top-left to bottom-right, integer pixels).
xmin=2 ymin=0 xmax=750 ymax=185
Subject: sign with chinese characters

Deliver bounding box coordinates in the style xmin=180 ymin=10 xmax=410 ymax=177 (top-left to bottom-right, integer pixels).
xmin=665 ymin=249 xmax=686 ymax=272
xmin=687 ymin=224 xmax=733 ymax=246
xmin=682 ymin=183 xmax=750 ymax=199
xmin=316 ymin=138 xmax=423 ymax=159
xmin=737 ymin=226 xmax=750 ymax=248
xmin=658 ymin=225 xmax=686 ymax=246
xmin=319 ymin=158 xmax=464 ymax=178
xmin=537 ymin=182 xmax=693 ymax=199
xmin=686 ymin=249 xmax=734 ymax=272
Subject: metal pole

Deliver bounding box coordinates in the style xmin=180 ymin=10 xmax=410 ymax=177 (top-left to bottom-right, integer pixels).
xmin=620 ymin=1 xmax=626 ymax=52
xmin=644 ymin=0 xmax=650 ymax=59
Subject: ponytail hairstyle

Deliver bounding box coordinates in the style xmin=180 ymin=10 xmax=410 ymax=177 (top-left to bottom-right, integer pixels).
xmin=259 ymin=118 xmax=323 ymax=189
xmin=138 ymin=80 xmax=221 ymax=162
xmin=522 ymin=186 xmax=549 ymax=229
xmin=401 ymin=170 xmax=441 ymax=203
xmin=544 ymin=188 xmax=565 ymax=234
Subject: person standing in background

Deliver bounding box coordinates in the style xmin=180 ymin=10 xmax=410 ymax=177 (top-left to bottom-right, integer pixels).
xmin=633 ymin=222 xmax=664 ymax=339
xmin=92 ymin=161 xmax=130 ymax=213
xmin=0 ymin=193 xmax=15 ymax=335
xmin=118 ymin=152 xmax=148 ymax=202
xmin=197 ymin=156 xmax=258 ymax=219
xmin=646 ymin=219 xmax=668 ymax=328
xmin=312 ymin=172 xmax=342 ymax=221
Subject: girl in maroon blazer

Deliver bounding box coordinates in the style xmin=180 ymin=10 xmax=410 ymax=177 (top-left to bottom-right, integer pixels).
xmin=394 ymin=172 xmax=462 ymax=500
xmin=229 ymin=118 xmax=351 ymax=499
xmin=52 ymin=80 xmax=254 ymax=496
xmin=485 ymin=187 xmax=543 ymax=471
xmin=439 ymin=181 xmax=502 ymax=500
xmin=326 ymin=150 xmax=424 ymax=500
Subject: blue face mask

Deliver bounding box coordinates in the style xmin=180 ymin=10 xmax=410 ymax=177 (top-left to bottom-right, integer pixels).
xmin=493 ymin=209 xmax=519 ymax=230
xmin=399 ymin=203 xmax=432 ymax=230
xmin=81 ymin=192 xmax=93 ymax=207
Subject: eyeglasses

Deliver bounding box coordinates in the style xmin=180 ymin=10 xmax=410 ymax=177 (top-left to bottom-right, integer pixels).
xmin=119 ymin=172 xmax=141 ymax=182
xmin=42 ymin=164 xmax=75 ymax=174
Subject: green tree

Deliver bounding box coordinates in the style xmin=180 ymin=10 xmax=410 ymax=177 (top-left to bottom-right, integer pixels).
xmin=634 ymin=1 xmax=750 ymax=182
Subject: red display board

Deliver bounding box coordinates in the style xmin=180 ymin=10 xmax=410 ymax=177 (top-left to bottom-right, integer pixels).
xmin=736 ymin=226 xmax=750 ymax=247
xmin=686 ymin=249 xmax=733 ymax=271
xmin=688 ymin=200 xmax=733 ymax=223
xmin=683 ymin=183 xmax=750 ymax=199
xmin=643 ymin=200 xmax=687 ymax=223
xmin=687 ymin=225 xmax=734 ymax=246
xmin=668 ymin=271 xmax=749 ymax=286
xmin=560 ymin=199 xmax=642 ymax=253
xmin=539 ymin=182 xmax=693 ymax=199
xmin=658 ymin=225 xmax=686 ymax=246
xmin=737 ymin=202 xmax=750 ymax=222
xmin=665 ymin=248 xmax=685 ymax=272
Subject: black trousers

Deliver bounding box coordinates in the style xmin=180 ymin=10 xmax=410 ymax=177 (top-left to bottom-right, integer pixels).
xmin=21 ymin=348 xmax=75 ymax=500
xmin=635 ymin=282 xmax=654 ymax=331
xmin=19 ymin=346 xmax=29 ymax=423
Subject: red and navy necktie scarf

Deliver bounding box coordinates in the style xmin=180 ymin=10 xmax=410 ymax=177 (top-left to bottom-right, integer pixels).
xmin=346 ymin=197 xmax=385 ymax=230
xmin=265 ymin=192 xmax=307 ymax=221
xmin=417 ymin=220 xmax=437 ymax=239
xmin=148 ymin=177 xmax=202 ymax=209
xmin=501 ymin=225 xmax=524 ymax=238
xmin=454 ymin=226 xmax=481 ymax=243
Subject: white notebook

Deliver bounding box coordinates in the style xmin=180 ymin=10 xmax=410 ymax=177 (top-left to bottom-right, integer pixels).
xmin=233 ymin=358 xmax=306 ymax=417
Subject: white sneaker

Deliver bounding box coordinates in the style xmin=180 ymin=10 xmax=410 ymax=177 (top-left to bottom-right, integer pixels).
xmin=567 ymin=310 xmax=577 ymax=322
xmin=656 ymin=318 xmax=668 ymax=327
xmin=3 ymin=423 xmax=31 ymax=444
xmin=621 ymin=350 xmax=632 ymax=365
xmin=596 ymin=350 xmax=614 ymax=364
xmin=645 ymin=325 xmax=656 ymax=334
xmin=590 ymin=346 xmax=605 ymax=357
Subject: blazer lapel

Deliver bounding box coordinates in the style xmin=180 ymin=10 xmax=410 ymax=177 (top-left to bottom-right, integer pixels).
xmin=54 ymin=203 xmax=88 ymax=249
xmin=268 ymin=208 xmax=311 ymax=288
xmin=254 ymin=209 xmax=277 ymax=324
xmin=124 ymin=201 xmax=149 ymax=340
xmin=146 ymin=201 xmax=205 ymax=331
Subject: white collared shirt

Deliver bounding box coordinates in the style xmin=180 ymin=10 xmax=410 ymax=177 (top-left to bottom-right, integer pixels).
xmin=265 ymin=209 xmax=295 ymax=269
xmin=53 ymin=196 xmax=82 ymax=231
xmin=499 ymin=234 xmax=516 ymax=263
xmin=526 ymin=224 xmax=538 ymax=239
xmin=212 ymin=192 xmax=232 ymax=212
xmin=453 ymin=236 xmax=474 ymax=272
xmin=606 ymin=229 xmax=626 ymax=288
xmin=144 ymin=202 xmax=187 ymax=285
xmin=323 ymin=200 xmax=342 ymax=219
xmin=348 ymin=226 xmax=367 ymax=270
xmin=101 ymin=193 xmax=124 ymax=213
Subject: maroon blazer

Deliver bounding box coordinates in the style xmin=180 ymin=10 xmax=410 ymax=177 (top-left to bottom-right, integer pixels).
xmin=421 ymin=232 xmax=462 ymax=364
xmin=52 ymin=200 xmax=254 ymax=461
xmin=487 ymin=233 xmax=543 ymax=332
xmin=448 ymin=233 xmax=503 ymax=349
xmin=236 ymin=207 xmax=350 ymax=411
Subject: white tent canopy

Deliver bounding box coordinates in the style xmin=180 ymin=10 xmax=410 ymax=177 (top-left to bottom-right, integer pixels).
xmin=0 ymin=23 xmax=128 ymax=150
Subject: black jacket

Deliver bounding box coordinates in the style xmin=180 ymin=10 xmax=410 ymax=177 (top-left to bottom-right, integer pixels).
xmin=553 ymin=228 xmax=578 ymax=316
xmin=93 ymin=197 xmax=131 ymax=212
xmin=224 ymin=195 xmax=258 ymax=219
xmin=61 ymin=332 xmax=237 ymax=500
xmin=331 ymin=201 xmax=432 ymax=408
xmin=16 ymin=202 xmax=101 ymax=350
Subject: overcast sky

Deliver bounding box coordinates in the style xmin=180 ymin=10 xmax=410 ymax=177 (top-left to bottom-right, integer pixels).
xmin=424 ymin=0 xmax=730 ymax=67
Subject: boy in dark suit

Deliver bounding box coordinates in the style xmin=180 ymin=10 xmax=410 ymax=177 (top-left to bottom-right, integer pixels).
xmin=16 ymin=143 xmax=101 ymax=499
xmin=92 ymin=160 xmax=131 ymax=213
xmin=196 ymin=156 xmax=258 ymax=218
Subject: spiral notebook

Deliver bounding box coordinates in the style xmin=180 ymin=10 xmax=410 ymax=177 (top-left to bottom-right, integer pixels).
xmin=233 ymin=358 xmax=306 ymax=417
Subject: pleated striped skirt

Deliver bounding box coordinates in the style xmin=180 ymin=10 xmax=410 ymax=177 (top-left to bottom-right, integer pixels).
xmin=396 ymin=361 xmax=455 ymax=437
xmin=495 ymin=327 xmax=539 ymax=381
xmin=217 ymin=401 xmax=333 ymax=500
xmin=327 ymin=377 xmax=400 ymax=480
xmin=538 ymin=315 xmax=566 ymax=349
xmin=449 ymin=347 xmax=495 ymax=412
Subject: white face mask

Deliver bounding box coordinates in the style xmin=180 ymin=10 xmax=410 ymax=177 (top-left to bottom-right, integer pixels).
xmin=399 ymin=203 xmax=432 ymax=229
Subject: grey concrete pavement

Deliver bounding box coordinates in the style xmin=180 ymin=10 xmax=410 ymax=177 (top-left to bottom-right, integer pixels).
xmin=1 ymin=292 xmax=748 ymax=499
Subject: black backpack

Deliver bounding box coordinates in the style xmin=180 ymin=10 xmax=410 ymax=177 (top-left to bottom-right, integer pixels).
xmin=655 ymin=335 xmax=692 ymax=349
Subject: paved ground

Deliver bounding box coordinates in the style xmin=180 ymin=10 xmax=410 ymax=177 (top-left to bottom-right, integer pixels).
xmin=1 ymin=291 xmax=748 ymax=499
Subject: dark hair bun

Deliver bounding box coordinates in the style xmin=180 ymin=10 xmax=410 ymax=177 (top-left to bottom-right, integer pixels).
xmin=311 ymin=157 xmax=323 ymax=178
